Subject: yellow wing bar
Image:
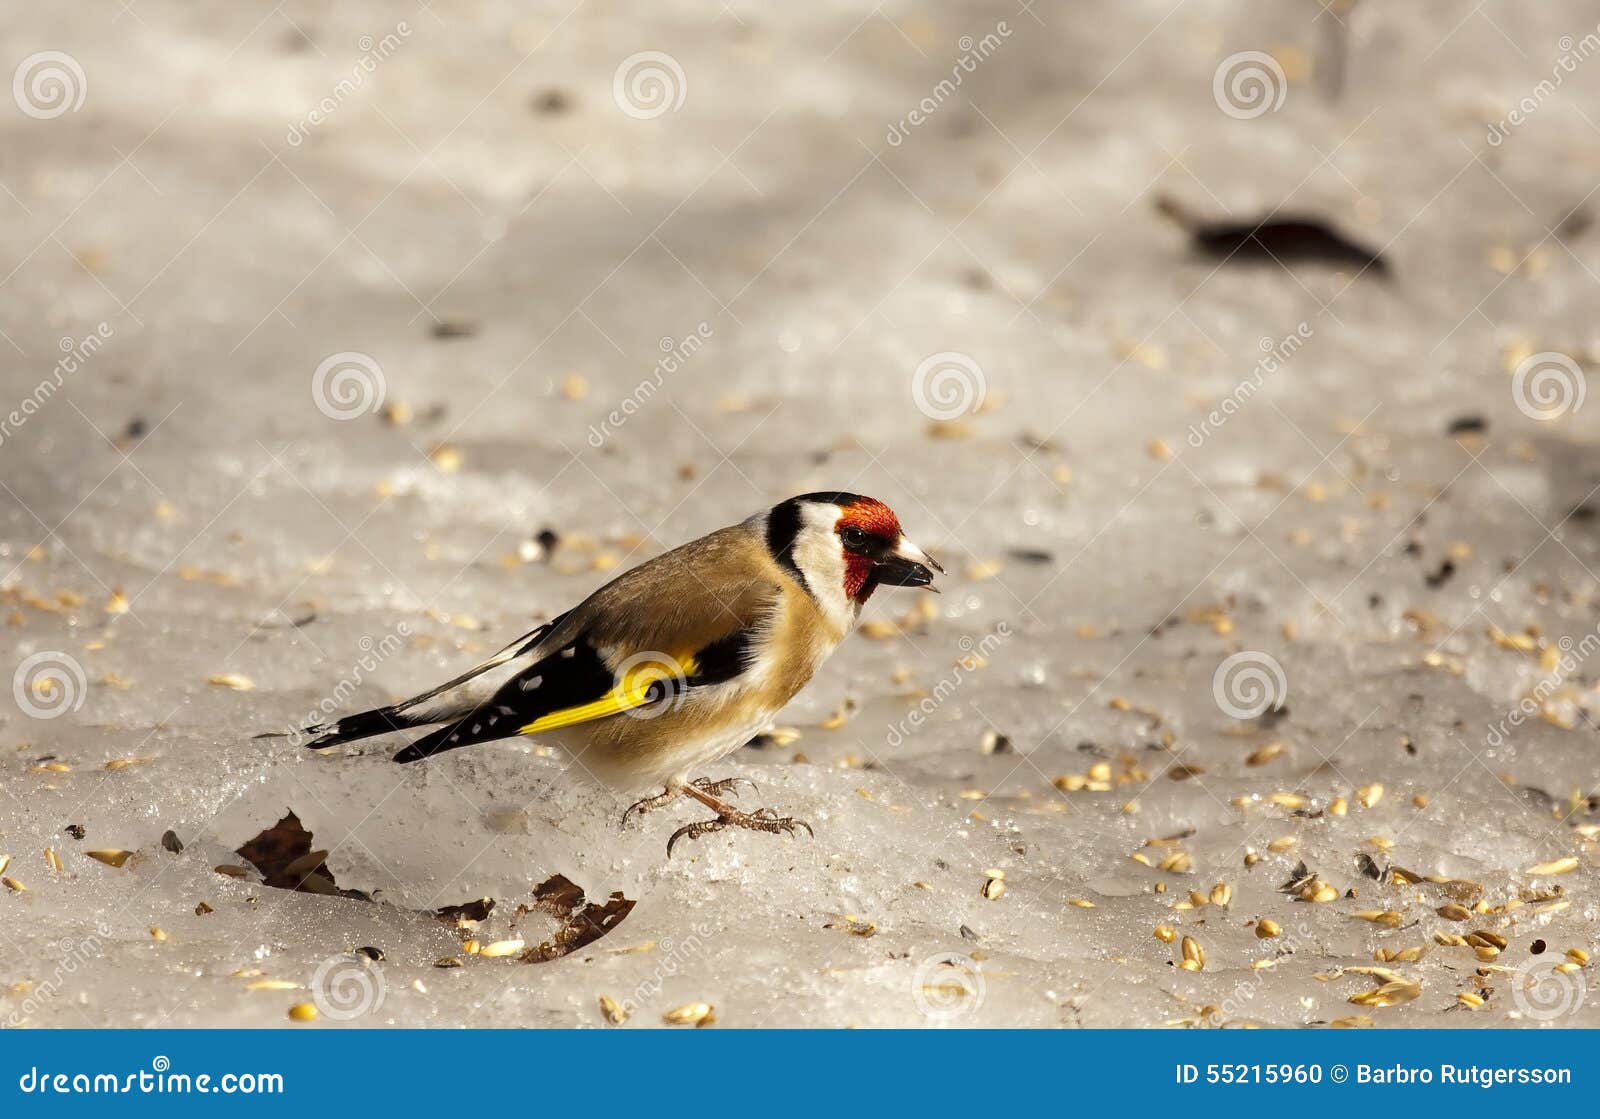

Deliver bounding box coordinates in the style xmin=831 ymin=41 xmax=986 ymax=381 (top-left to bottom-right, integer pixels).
xmin=518 ymin=653 xmax=698 ymax=736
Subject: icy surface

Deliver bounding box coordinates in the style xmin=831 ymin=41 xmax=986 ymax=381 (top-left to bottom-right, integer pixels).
xmin=2 ymin=1 xmax=1600 ymax=1028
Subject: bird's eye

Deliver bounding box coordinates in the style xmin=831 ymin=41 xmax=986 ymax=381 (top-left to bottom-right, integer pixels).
xmin=840 ymin=526 xmax=868 ymax=552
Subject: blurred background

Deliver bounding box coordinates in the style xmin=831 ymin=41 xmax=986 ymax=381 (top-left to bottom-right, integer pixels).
xmin=2 ymin=1 xmax=1599 ymax=1027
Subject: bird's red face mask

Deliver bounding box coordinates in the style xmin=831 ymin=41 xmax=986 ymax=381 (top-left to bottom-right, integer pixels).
xmin=834 ymin=498 xmax=942 ymax=602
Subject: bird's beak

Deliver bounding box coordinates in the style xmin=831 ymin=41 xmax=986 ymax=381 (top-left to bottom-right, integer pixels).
xmin=874 ymin=537 xmax=945 ymax=590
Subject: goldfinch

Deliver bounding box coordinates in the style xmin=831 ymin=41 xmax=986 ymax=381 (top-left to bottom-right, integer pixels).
xmin=300 ymin=492 xmax=942 ymax=855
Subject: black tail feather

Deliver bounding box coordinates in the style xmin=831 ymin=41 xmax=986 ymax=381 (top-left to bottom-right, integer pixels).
xmin=391 ymin=705 xmax=524 ymax=764
xmin=303 ymin=705 xmax=422 ymax=750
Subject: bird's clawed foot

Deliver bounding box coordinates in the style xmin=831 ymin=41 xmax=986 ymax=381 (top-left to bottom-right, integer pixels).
xmin=620 ymin=776 xmax=758 ymax=828
xmin=620 ymin=786 xmax=677 ymax=828
xmin=665 ymin=782 xmax=811 ymax=858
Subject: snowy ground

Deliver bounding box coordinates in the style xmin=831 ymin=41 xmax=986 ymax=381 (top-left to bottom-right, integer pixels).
xmin=3 ymin=0 xmax=1600 ymax=1028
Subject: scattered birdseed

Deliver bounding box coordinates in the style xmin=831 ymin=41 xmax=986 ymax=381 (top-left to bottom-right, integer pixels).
xmin=1256 ymin=919 xmax=1282 ymax=939
xmin=1526 ymin=856 xmax=1579 ymax=875
xmin=1436 ymin=903 xmax=1471 ymax=922
xmin=245 ymin=979 xmax=301 ymax=991
xmin=86 ymin=849 xmax=132 ymax=868
xmin=662 ymin=1002 xmax=715 ymax=1027
xmin=1348 ymin=979 xmax=1422 ymax=1008
xmin=287 ymin=1003 xmax=318 ymax=1022
xmin=1154 ymin=925 xmax=1176 ymax=942
xmin=104 ymin=755 xmax=159 ymax=770
xmin=1352 ymin=910 xmax=1402 ymax=928
xmin=1356 ymin=784 xmax=1384 ymax=809
xmin=480 ymin=939 xmax=526 ymax=958
xmin=161 ymin=831 xmax=183 ymax=853
xmin=1457 ymin=992 xmax=1484 ymax=1009
xmin=149 ymin=927 xmax=167 ymax=941
xmin=2 ymin=877 xmax=23 ymax=893
xmin=1180 ymin=936 xmax=1205 ymax=969
xmin=433 ymin=956 xmax=462 ymax=969
xmin=598 ymin=994 xmax=628 ymax=1025
xmin=206 ymin=673 xmax=255 ymax=692
xmin=1210 ymin=882 xmax=1232 ymax=907
xmin=1300 ymin=880 xmax=1339 ymax=904
xmin=1246 ymin=742 xmax=1284 ymax=766
xmin=195 ymin=901 xmax=214 ymax=915
xmin=980 ymin=877 xmax=1006 ymax=901
xmin=43 ymin=847 xmax=62 ymax=872
xmin=1068 ymin=898 xmax=1096 ymax=908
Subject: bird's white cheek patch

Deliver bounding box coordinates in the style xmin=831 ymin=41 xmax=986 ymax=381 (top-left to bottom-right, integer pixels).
xmin=792 ymin=504 xmax=855 ymax=632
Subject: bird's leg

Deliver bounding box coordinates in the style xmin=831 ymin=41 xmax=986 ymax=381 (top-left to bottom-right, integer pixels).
xmin=620 ymin=785 xmax=678 ymax=827
xmin=666 ymin=781 xmax=813 ymax=858
xmin=621 ymin=776 xmax=754 ymax=828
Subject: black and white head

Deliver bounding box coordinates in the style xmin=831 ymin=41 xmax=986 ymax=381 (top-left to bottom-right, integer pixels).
xmin=763 ymin=492 xmax=943 ymax=628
